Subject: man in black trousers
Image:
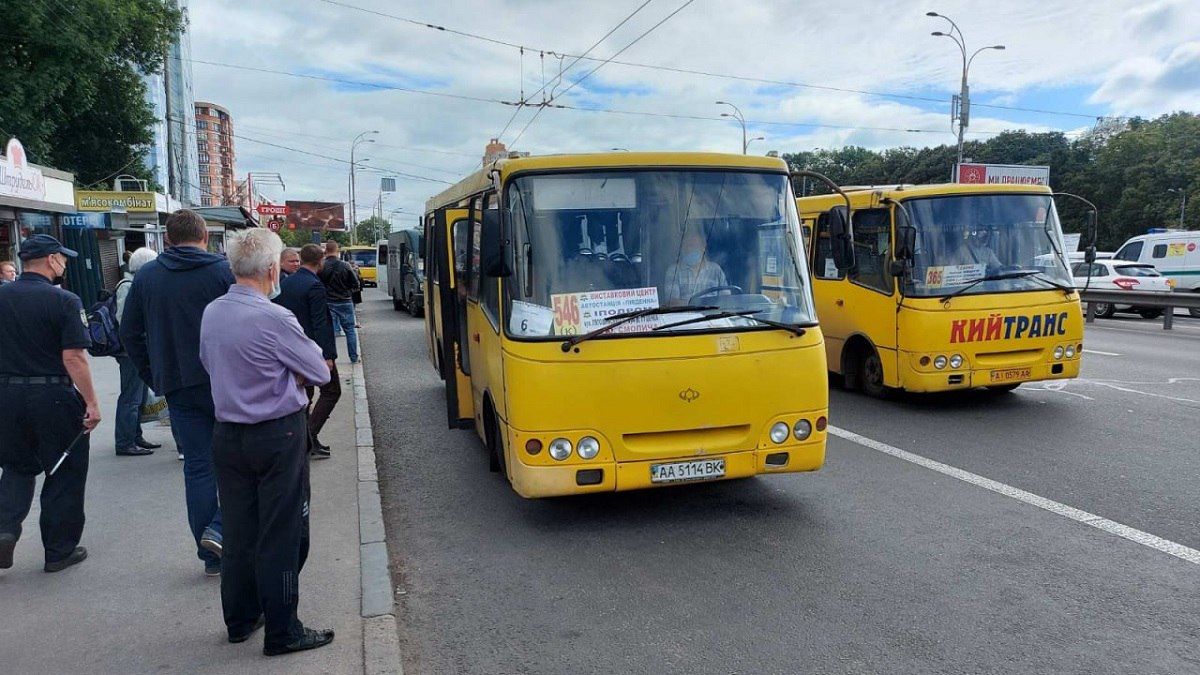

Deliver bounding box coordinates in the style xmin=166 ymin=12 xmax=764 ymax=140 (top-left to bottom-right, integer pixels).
xmin=274 ymin=243 xmax=339 ymax=458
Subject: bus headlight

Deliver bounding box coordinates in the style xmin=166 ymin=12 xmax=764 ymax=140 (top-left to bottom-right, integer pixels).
xmin=949 ymin=354 xmax=963 ymax=369
xmin=1053 ymin=346 xmax=1065 ymax=359
xmin=577 ymin=436 xmax=600 ymax=460
xmin=770 ymin=422 xmax=790 ymax=444
xmin=1064 ymin=345 xmax=1076 ymax=359
xmin=548 ymin=438 xmax=573 ymax=461
xmin=933 ymin=355 xmax=948 ymax=370
xmin=793 ymin=419 xmax=812 ymax=441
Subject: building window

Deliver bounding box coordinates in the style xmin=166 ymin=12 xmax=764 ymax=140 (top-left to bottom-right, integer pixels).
xmin=197 ymin=120 xmax=208 ymax=130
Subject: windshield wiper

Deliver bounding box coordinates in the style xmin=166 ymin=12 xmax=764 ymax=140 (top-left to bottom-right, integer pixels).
xmin=651 ymin=309 xmax=807 ymax=336
xmin=560 ymin=305 xmax=718 ymax=352
xmin=938 ymin=270 xmax=1042 ymax=302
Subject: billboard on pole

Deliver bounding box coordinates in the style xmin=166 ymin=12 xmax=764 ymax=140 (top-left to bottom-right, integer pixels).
xmin=285 ymin=201 xmax=346 ymax=231
xmin=956 ymin=163 xmax=1050 ymax=186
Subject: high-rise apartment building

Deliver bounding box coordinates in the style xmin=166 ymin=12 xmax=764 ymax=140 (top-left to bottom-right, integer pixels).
xmin=194 ymin=102 xmax=237 ymax=206
xmin=142 ymin=0 xmax=200 ymax=206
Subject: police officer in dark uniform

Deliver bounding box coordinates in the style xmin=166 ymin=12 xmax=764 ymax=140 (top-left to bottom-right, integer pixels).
xmin=0 ymin=234 xmax=100 ymax=573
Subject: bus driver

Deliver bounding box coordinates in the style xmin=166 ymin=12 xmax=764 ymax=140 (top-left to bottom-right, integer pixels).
xmin=664 ymin=229 xmax=728 ymax=305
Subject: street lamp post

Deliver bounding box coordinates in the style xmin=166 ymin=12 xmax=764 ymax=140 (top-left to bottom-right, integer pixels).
xmin=1168 ymin=188 xmax=1188 ymax=228
xmin=745 ymin=136 xmax=766 ymax=154
xmin=927 ymin=12 xmax=1004 ymax=172
xmin=349 ymin=130 xmax=378 ymax=244
xmin=716 ymin=101 xmax=748 ymax=154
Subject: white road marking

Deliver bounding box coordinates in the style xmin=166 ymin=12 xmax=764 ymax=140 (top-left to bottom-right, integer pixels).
xmin=1022 ymin=381 xmax=1094 ymax=400
xmin=828 ymin=425 xmax=1200 ymax=566
xmin=1083 ymin=348 xmax=1121 ymax=356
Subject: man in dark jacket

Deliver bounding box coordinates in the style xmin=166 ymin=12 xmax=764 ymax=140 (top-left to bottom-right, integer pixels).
xmin=274 ymin=244 xmax=339 ymax=458
xmin=317 ymin=241 xmax=360 ymax=363
xmin=120 ymin=209 xmax=234 ymax=576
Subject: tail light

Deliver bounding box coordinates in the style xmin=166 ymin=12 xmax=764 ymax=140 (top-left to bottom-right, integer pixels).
xmin=1112 ymin=277 xmax=1139 ymax=290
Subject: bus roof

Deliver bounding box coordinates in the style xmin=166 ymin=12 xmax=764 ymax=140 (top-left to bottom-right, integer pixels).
xmin=796 ymin=182 xmax=1054 ymax=213
xmin=425 ymin=151 xmax=789 ymax=213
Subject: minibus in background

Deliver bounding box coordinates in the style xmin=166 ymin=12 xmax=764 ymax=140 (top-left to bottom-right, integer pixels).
xmin=797 ymin=182 xmax=1085 ymax=397
xmin=1114 ymin=229 xmax=1200 ymax=317
xmin=374 ymin=239 xmax=389 ymax=291
xmin=387 ymin=228 xmax=424 ymax=315
xmin=424 ymin=152 xmax=831 ymax=498
xmin=340 ymin=244 xmax=379 ymax=287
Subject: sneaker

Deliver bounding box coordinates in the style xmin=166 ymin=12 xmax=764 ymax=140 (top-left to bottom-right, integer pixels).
xmin=200 ymin=527 xmax=223 ymax=557
xmin=44 ymin=546 xmax=87 ymax=573
xmin=205 ymin=561 xmax=222 ymax=577
xmin=263 ymin=627 xmax=335 ymax=656
xmin=0 ymin=533 xmax=15 ymax=569
xmin=116 ymin=446 xmax=154 ymax=456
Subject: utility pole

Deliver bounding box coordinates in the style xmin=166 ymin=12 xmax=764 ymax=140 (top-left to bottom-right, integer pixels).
xmin=349 ymin=130 xmax=377 ymax=244
xmin=715 ymin=101 xmax=748 ymax=154
xmin=927 ymin=12 xmax=1005 ymax=173
xmin=1168 ymin=188 xmax=1188 ymax=228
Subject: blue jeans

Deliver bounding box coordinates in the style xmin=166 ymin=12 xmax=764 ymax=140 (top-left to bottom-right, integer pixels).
xmin=165 ymin=384 xmax=222 ymax=565
xmin=328 ymin=301 xmax=359 ymax=363
xmin=114 ymin=355 xmax=146 ymax=450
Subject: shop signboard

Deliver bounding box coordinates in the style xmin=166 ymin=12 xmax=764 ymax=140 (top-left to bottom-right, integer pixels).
xmin=61 ymin=212 xmax=111 ymax=229
xmin=0 ymin=138 xmax=47 ymax=201
xmin=286 ymin=201 xmax=346 ymax=231
xmin=257 ymin=203 xmax=289 ymax=216
xmin=76 ymin=190 xmax=158 ymax=212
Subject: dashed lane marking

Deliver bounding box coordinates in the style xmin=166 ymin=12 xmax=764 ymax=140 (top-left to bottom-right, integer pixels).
xmin=828 ymin=425 xmax=1200 ymax=566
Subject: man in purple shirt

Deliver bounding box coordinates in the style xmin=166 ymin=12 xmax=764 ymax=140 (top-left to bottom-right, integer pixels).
xmin=199 ymin=229 xmax=334 ymax=656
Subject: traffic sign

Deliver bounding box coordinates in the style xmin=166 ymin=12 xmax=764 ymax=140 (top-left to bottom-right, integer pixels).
xmin=266 ymin=219 xmax=282 ymax=232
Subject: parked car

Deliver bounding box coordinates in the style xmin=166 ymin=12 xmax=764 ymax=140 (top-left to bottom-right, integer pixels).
xmin=1072 ymin=259 xmax=1175 ymax=318
xmin=1114 ymin=230 xmax=1200 ymax=317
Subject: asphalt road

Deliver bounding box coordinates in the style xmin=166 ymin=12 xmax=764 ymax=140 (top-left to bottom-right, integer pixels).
xmin=358 ymin=291 xmax=1199 ymax=675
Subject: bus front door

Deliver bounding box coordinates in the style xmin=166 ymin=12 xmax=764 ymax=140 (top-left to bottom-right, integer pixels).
xmin=434 ymin=207 xmax=475 ymax=428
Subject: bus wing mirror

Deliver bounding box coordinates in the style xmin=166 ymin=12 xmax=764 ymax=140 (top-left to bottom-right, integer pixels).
xmin=481 ymin=210 xmax=512 ymax=278
xmin=828 ymin=206 xmax=855 ymax=271
xmin=1086 ymin=210 xmax=1098 ymax=248
xmin=896 ymin=225 xmax=917 ymax=261
xmin=1084 ymin=245 xmax=1097 ymax=264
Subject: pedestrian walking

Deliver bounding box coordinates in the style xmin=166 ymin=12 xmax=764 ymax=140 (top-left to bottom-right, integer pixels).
xmin=0 ymin=260 xmax=16 ymax=284
xmin=113 ymin=247 xmax=162 ymax=457
xmin=280 ymin=247 xmax=300 ymax=279
xmin=318 ymin=241 xmax=360 ymax=363
xmin=0 ymin=235 xmax=99 ymax=573
xmin=199 ymin=229 xmax=335 ymax=656
xmin=274 ymin=243 xmax=339 ymax=458
xmin=119 ymin=209 xmax=234 ymax=577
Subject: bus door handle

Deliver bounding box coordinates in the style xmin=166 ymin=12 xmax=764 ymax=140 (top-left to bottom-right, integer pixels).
xmin=835 ymin=299 xmax=845 ymax=307
xmin=472 ymin=333 xmax=481 ymax=343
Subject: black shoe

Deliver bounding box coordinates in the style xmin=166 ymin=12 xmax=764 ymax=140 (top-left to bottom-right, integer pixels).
xmin=309 ymin=446 xmax=331 ymax=460
xmin=135 ymin=437 xmax=162 ymax=450
xmin=116 ymin=446 xmax=154 ymax=456
xmin=263 ymin=627 xmax=335 ymax=656
xmin=228 ymin=615 xmax=265 ymax=643
xmin=0 ymin=533 xmax=15 ymax=569
xmin=204 ymin=561 xmax=222 ymax=577
xmin=44 ymin=546 xmax=87 ymax=573
xmin=314 ymin=438 xmax=330 ymax=452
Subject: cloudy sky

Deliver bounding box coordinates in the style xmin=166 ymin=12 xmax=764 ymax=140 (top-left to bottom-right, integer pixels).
xmin=186 ymin=0 xmax=1200 ymax=225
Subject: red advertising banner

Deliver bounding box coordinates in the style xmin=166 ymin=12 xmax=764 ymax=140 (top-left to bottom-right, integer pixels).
xmin=285 ymin=201 xmax=346 ymax=231
xmin=956 ymin=163 xmax=1050 ymax=186
xmin=257 ymin=204 xmax=289 ymax=216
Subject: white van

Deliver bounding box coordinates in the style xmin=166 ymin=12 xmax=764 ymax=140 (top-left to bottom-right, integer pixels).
xmin=1114 ymin=230 xmax=1200 ymax=316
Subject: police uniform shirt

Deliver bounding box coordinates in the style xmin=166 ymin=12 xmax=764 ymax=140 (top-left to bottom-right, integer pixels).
xmin=0 ymin=272 xmax=91 ymax=377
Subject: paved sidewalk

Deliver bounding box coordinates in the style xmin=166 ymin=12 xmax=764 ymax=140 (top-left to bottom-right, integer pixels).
xmin=0 ymin=343 xmax=373 ymax=674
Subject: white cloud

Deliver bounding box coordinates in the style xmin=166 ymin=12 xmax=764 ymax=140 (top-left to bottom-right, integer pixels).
xmin=184 ymin=0 xmax=1200 ymax=216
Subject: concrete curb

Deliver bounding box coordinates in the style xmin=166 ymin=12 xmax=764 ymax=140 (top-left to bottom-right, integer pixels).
xmin=352 ymin=361 xmax=403 ymax=675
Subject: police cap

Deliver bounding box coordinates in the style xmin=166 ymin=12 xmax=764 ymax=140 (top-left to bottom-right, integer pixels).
xmin=18 ymin=234 xmax=77 ymax=261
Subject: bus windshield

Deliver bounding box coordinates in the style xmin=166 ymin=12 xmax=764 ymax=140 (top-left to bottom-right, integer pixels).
xmin=505 ymin=170 xmax=815 ymax=338
xmin=348 ymin=250 xmax=377 ymax=267
xmin=904 ymin=194 xmax=1073 ymax=297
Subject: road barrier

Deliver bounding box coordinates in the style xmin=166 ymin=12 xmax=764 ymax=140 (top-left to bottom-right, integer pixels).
xmin=1079 ymin=289 xmax=1200 ymax=330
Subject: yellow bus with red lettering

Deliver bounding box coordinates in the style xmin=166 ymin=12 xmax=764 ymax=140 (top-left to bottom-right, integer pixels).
xmin=423 ymin=152 xmax=830 ymax=498
xmin=796 ymin=182 xmax=1083 ymax=396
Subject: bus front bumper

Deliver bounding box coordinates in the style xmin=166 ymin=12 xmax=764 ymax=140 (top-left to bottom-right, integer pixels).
xmin=509 ymin=443 xmax=825 ymax=499
xmin=899 ymin=356 xmax=1081 ymax=392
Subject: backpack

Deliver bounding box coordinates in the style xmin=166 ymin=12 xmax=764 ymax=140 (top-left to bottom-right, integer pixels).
xmin=86 ymin=279 xmax=129 ymax=357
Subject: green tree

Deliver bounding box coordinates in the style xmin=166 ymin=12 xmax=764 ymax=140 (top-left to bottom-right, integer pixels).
xmin=0 ymin=0 xmax=184 ymax=184
xmin=354 ymin=216 xmax=390 ymax=245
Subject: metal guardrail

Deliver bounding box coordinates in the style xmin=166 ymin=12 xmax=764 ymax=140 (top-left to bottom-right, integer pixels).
xmin=1079 ymin=289 xmax=1200 ymax=330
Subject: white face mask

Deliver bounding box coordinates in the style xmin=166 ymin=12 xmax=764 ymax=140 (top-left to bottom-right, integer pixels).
xmin=268 ymin=264 xmax=282 ymax=300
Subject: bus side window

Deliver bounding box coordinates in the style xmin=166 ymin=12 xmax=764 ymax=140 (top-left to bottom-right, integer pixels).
xmin=1152 ymin=244 xmax=1167 ymax=259
xmin=480 ymin=192 xmax=501 ymax=326
xmin=813 ymin=212 xmax=845 ymax=280
xmin=849 ymin=208 xmax=892 ymax=293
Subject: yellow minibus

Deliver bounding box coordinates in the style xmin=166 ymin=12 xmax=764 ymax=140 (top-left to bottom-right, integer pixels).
xmin=797 ymin=182 xmax=1085 ymax=397
xmin=424 ymin=152 xmax=830 ymax=498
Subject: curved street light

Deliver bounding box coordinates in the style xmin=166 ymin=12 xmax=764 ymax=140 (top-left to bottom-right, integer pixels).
xmin=349 ymin=131 xmax=378 ymax=244
xmin=715 ymin=101 xmax=748 ymax=154
xmin=927 ymin=12 xmax=1005 ymax=170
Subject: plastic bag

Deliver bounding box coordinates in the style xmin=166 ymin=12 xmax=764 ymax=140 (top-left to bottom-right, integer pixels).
xmin=140 ymin=391 xmax=170 ymax=424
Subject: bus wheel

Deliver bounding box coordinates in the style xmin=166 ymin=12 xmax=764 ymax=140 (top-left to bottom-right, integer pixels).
xmin=486 ymin=408 xmax=507 ymax=479
xmin=860 ymin=349 xmax=890 ymax=399
xmin=407 ymin=293 xmax=419 ymax=317
xmin=392 ymin=295 xmax=404 ymax=311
